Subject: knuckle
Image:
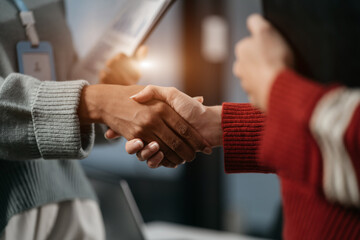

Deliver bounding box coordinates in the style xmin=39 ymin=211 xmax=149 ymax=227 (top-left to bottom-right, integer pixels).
xmin=168 ymin=87 xmax=178 ymax=95
xmin=176 ymin=121 xmax=190 ymax=137
xmin=146 ymin=85 xmax=155 ymax=92
xmin=136 ymin=151 xmax=144 ymax=161
xmin=197 ymin=143 xmax=206 ymax=152
xmin=168 ymin=155 xmax=183 ymax=166
xmin=153 ymin=102 xmax=167 ymax=115
xmin=132 ymin=125 xmax=148 ymax=138
xmin=258 ymin=22 xmax=271 ymax=34
xmin=140 ymin=151 xmax=149 ymax=161
xmin=194 ymin=138 xmax=206 ymax=151
xmin=161 ymin=159 xmax=173 ymax=168
xmin=161 ymin=146 xmax=172 ymax=158
xmin=141 ymin=111 xmax=158 ymax=127
xmin=170 ymin=139 xmax=182 ymax=152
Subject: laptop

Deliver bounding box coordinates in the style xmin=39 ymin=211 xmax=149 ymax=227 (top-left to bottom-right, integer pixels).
xmin=89 ymin=177 xmax=265 ymax=240
xmin=90 ymin=178 xmax=148 ymax=240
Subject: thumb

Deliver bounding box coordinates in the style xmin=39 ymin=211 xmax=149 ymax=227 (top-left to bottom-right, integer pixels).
xmin=135 ymin=45 xmax=148 ymax=61
xmin=247 ymin=14 xmax=272 ymax=36
xmin=193 ymin=96 xmax=204 ymax=104
xmin=130 ymin=85 xmax=176 ymax=104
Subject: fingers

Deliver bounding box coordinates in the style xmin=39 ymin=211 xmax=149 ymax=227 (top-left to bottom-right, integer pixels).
xmin=125 ymin=139 xmax=145 ymax=154
xmin=133 ymin=141 xmax=177 ymax=169
xmin=146 ymin=151 xmax=164 ymax=168
xmin=233 ymin=37 xmax=252 ymax=80
xmin=105 ymin=129 xmax=121 ymax=140
xmin=101 ymin=52 xmax=141 ymax=85
xmin=160 ymin=159 xmax=177 ymax=168
xmin=132 ymin=140 xmax=188 ymax=169
xmin=99 ymin=69 xmax=118 ymax=85
xmin=128 ymin=138 xmax=191 ymax=169
xmin=126 ymin=139 xmax=168 ymax=168
xmin=136 ymin=46 xmax=148 ymax=61
xmin=135 ymin=141 xmax=160 ymax=161
xmin=129 ymin=114 xmax=191 ymax=166
xmin=154 ymin=119 xmax=197 ymax=164
xmin=247 ymin=14 xmax=271 ymax=36
xmin=233 ymin=61 xmax=242 ymax=79
xmin=160 ymin=104 xmax=212 ymax=155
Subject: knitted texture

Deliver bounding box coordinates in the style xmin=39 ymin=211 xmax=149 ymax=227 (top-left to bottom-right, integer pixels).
xmin=345 ymin=105 xmax=360 ymax=186
xmin=32 ymin=80 xmax=94 ymax=159
xmin=222 ymin=69 xmax=360 ymax=239
xmin=222 ymin=103 xmax=273 ymax=173
xmin=0 ymin=0 xmax=96 ymax=234
xmin=0 ymin=74 xmax=96 ymax=234
xmin=0 ymin=160 xmax=96 ymax=235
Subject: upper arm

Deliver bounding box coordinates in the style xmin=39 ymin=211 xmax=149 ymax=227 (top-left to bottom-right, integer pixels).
xmin=260 ymin=69 xmax=360 ymax=208
xmin=310 ymin=88 xmax=360 ymax=207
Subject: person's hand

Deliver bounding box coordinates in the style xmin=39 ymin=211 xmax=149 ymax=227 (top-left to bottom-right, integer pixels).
xmin=78 ymin=84 xmax=212 ymax=168
xmin=108 ymin=86 xmax=223 ymax=168
xmin=99 ymin=46 xmax=148 ymax=85
xmin=233 ymin=14 xmax=294 ymax=112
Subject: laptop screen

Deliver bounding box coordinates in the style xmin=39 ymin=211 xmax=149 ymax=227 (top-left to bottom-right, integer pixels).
xmin=89 ymin=178 xmax=146 ymax=240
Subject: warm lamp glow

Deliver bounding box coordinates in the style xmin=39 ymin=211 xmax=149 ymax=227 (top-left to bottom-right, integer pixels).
xmin=139 ymin=60 xmax=155 ymax=70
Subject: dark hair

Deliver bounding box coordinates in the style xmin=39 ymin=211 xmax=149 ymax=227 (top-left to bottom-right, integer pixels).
xmin=263 ymin=0 xmax=360 ymax=87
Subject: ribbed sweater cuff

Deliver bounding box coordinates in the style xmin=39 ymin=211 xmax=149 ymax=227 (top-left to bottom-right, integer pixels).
xmin=31 ymin=80 xmax=95 ymax=160
xmin=222 ymin=103 xmax=272 ymax=173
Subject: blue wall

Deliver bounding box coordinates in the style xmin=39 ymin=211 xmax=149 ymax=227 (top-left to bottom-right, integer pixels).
xmin=221 ymin=0 xmax=281 ymax=235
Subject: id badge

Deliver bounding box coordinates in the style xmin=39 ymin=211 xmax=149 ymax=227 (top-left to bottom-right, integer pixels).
xmin=16 ymin=41 xmax=56 ymax=81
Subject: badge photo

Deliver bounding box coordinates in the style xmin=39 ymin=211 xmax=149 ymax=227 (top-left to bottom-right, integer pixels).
xmin=16 ymin=41 xmax=56 ymax=81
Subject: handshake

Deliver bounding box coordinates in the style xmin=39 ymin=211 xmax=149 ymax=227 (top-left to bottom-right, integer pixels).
xmin=79 ymin=14 xmax=293 ymax=168
xmin=78 ymin=84 xmax=223 ymax=168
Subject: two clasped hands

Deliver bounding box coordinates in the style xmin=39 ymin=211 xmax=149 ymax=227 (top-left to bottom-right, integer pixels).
xmin=78 ymin=14 xmax=294 ymax=168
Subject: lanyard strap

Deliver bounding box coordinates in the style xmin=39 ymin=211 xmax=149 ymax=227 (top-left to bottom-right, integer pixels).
xmin=12 ymin=0 xmax=28 ymax=11
xmin=12 ymin=0 xmax=39 ymax=47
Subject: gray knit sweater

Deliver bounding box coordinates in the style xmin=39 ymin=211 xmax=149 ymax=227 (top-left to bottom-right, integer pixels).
xmin=0 ymin=0 xmax=97 ymax=232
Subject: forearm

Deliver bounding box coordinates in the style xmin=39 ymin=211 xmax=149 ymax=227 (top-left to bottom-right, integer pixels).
xmin=0 ymin=74 xmax=94 ymax=161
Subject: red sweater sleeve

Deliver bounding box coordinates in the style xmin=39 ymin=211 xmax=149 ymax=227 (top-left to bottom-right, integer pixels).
xmin=221 ymin=69 xmax=360 ymax=207
xmin=259 ymin=69 xmax=330 ymax=182
xmin=223 ymin=69 xmax=360 ymax=238
xmin=261 ymin=69 xmax=360 ymax=207
xmin=345 ymin=105 xmax=360 ymax=185
xmin=222 ymin=103 xmax=274 ymax=174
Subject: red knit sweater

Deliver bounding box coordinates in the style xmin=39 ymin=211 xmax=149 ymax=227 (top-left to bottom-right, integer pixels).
xmin=222 ymin=69 xmax=360 ymax=239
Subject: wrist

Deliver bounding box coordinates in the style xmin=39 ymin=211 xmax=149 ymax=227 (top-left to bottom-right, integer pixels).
xmin=78 ymin=85 xmax=103 ymax=124
xmin=201 ymin=105 xmax=223 ymax=147
xmin=78 ymin=84 xmax=146 ymax=125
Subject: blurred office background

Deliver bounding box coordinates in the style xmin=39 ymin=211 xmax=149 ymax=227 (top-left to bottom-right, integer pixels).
xmin=65 ymin=0 xmax=281 ymax=239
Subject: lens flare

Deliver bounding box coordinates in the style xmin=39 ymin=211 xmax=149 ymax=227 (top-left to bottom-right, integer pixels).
xmin=139 ymin=60 xmax=154 ymax=70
